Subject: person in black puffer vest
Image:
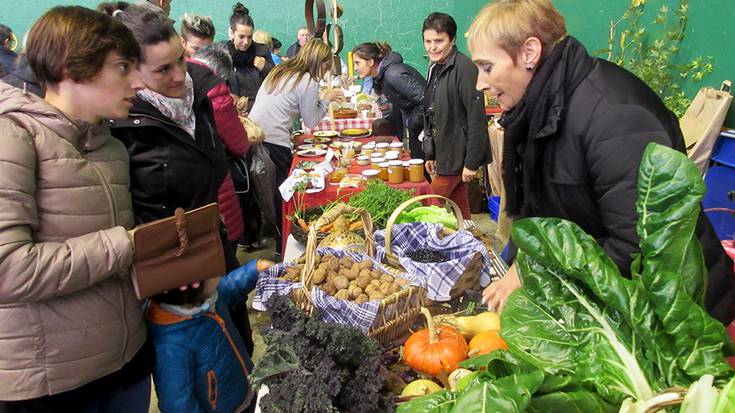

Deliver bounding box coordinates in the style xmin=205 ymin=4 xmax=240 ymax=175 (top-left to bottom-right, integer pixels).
xmin=470 ymin=0 xmax=735 ymax=326
xmin=352 ymin=42 xmax=427 ymax=159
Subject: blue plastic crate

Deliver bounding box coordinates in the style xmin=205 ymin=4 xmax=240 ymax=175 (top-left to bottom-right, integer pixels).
xmin=488 ymin=196 xmax=501 ymax=222
xmin=711 ymin=132 xmax=735 ymax=168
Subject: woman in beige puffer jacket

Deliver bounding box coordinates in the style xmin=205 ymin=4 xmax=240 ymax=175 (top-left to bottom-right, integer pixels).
xmin=0 ymin=6 xmax=152 ymax=412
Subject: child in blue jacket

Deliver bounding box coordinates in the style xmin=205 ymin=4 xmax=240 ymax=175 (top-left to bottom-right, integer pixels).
xmin=146 ymin=259 xmax=271 ymax=413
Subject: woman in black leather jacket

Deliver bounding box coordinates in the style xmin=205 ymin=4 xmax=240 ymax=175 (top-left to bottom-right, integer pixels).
xmin=352 ymin=42 xmax=426 ymax=158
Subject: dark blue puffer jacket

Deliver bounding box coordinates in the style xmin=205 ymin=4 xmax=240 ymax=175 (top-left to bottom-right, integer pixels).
xmin=146 ymin=260 xmax=262 ymax=413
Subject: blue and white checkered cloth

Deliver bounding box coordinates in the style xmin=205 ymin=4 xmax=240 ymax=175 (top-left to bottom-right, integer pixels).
xmin=253 ymin=247 xmax=422 ymax=333
xmin=374 ymin=222 xmax=495 ymax=301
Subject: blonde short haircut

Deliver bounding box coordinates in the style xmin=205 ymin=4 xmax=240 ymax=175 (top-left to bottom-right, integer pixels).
xmin=467 ymin=0 xmax=567 ymax=61
xmin=253 ymin=30 xmax=272 ymax=50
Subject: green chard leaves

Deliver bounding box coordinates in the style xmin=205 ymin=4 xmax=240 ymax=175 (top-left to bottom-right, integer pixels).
xmin=398 ymin=143 xmax=734 ymax=413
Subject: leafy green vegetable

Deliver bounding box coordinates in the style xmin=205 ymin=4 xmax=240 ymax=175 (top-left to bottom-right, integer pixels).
xmin=501 ymin=143 xmax=733 ymax=410
xmin=396 ymin=390 xmax=456 ymax=413
xmin=254 ymin=296 xmax=393 ymax=413
xmin=347 ymin=180 xmax=415 ymax=228
xmin=635 ymin=144 xmax=734 ymax=382
xmin=450 ymin=370 xmax=545 ymax=413
xmin=395 ymin=205 xmax=458 ymax=230
xmin=398 ymin=143 xmax=735 ymax=412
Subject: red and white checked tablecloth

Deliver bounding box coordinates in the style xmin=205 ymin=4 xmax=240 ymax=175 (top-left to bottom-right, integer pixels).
xmin=303 ymin=116 xmax=378 ymax=134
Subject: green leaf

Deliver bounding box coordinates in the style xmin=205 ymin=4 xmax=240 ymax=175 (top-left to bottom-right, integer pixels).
xmin=636 ymin=143 xmax=734 ymax=382
xmin=510 ymin=219 xmax=664 ymax=402
xmin=459 ymin=350 xmax=536 ymax=378
xmin=449 ymin=371 xmax=545 ymax=413
xmin=528 ymin=391 xmax=617 ymax=413
xmin=396 ymin=390 xmax=456 ymax=413
xmin=714 ymin=375 xmax=735 ymax=412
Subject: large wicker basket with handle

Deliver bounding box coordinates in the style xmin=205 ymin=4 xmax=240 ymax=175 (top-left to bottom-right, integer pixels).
xmin=292 ymin=203 xmax=425 ymax=345
xmin=381 ymin=194 xmax=485 ymax=300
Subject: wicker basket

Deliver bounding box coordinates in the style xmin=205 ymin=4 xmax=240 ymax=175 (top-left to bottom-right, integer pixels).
xmin=292 ymin=203 xmax=425 ymax=345
xmin=381 ymin=194 xmax=484 ymax=300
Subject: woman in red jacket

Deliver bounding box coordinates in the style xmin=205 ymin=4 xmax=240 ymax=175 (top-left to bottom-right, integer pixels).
xmin=188 ymin=43 xmax=249 ymax=246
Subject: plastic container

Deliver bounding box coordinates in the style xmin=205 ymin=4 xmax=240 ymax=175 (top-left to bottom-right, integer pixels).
xmin=376 ymin=142 xmax=390 ymax=154
xmin=390 ymin=141 xmax=404 ymax=152
xmin=388 ymin=160 xmax=405 ymax=184
xmin=357 ymin=155 xmax=370 ymax=166
xmin=487 ymin=195 xmax=501 ymax=222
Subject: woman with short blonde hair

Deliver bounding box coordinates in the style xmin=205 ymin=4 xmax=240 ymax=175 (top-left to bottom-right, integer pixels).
xmin=470 ymin=0 xmax=735 ymax=326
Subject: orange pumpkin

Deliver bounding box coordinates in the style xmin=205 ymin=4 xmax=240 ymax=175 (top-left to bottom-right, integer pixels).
xmin=468 ymin=330 xmax=508 ymax=356
xmin=403 ymin=308 xmax=469 ymax=377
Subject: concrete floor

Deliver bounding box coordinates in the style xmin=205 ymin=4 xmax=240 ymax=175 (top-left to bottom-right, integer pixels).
xmin=148 ymin=212 xmax=499 ymax=412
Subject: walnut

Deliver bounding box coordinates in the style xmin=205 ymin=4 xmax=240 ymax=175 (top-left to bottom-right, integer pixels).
xmin=335 ymin=289 xmax=351 ymax=300
xmin=356 ymin=274 xmax=371 ymax=289
xmin=333 ymin=275 xmax=350 ymax=290
xmin=355 ymin=294 xmax=369 ymax=305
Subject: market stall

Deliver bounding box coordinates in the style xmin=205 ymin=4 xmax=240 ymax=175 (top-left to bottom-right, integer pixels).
xmin=251 ymin=143 xmax=735 ymax=413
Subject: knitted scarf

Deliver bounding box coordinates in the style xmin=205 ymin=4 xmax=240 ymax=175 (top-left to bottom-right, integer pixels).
xmin=499 ymin=36 xmax=592 ymax=216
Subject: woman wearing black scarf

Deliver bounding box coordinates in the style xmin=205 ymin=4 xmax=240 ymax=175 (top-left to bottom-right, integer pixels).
xmin=222 ymin=3 xmax=275 ymax=112
xmin=469 ymin=0 xmax=734 ymax=325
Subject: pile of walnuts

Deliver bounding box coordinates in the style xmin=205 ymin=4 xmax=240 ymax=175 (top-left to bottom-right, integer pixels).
xmin=279 ymin=254 xmax=410 ymax=304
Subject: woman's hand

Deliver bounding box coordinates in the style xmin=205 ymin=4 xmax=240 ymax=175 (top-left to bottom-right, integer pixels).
xmin=324 ymin=89 xmax=345 ymax=104
xmin=254 ymin=56 xmax=266 ymax=71
xmin=461 ymin=167 xmax=478 ymax=182
xmin=482 ymin=263 xmax=521 ymax=311
xmin=425 ymin=160 xmax=436 ymax=176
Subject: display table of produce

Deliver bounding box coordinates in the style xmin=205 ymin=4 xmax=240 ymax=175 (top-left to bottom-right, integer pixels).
xmin=281 ymin=134 xmax=435 ymax=253
xmin=251 ymin=144 xmax=735 ymax=413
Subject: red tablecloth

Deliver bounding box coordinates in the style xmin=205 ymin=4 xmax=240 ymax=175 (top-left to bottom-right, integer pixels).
xmin=281 ymin=135 xmax=434 ymax=252
xmin=302 ymin=116 xmax=377 ymax=134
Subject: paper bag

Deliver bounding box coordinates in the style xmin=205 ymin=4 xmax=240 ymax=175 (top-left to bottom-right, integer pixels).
xmin=680 ymin=81 xmax=733 ymax=174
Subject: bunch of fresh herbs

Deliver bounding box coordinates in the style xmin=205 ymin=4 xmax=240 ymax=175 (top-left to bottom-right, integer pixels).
xmin=347 ymin=180 xmax=416 ymax=229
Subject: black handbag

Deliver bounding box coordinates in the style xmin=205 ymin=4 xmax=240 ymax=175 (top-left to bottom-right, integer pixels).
xmin=422 ymin=105 xmax=436 ymax=159
xmin=228 ymin=156 xmax=250 ymax=194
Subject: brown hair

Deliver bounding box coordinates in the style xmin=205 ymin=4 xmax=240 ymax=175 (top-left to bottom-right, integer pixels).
xmin=26 ymin=6 xmax=140 ymax=86
xmin=351 ymin=42 xmax=392 ymax=64
xmin=467 ymin=0 xmax=567 ymax=61
xmin=229 ymin=2 xmax=254 ymax=31
xmin=113 ymin=5 xmax=177 ymax=54
xmin=181 ymin=13 xmax=215 ymax=41
xmin=263 ymin=38 xmax=331 ymax=93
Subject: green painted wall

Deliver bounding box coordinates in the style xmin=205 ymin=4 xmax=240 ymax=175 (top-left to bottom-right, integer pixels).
xmin=2 ymin=0 xmax=734 ymax=123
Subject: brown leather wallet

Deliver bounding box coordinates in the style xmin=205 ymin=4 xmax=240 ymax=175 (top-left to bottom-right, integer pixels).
xmin=130 ymin=203 xmax=226 ymax=300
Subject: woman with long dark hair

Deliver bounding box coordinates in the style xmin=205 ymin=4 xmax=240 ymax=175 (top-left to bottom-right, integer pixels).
xmin=223 ymin=2 xmax=275 ymax=112
xmin=352 ymin=41 xmax=426 ymax=159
